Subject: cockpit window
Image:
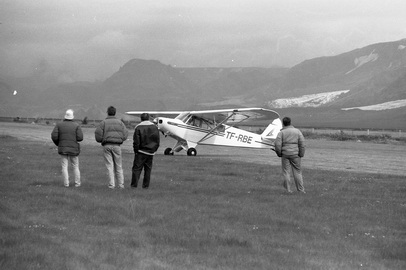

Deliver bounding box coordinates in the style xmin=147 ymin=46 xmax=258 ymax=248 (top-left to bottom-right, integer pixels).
xmin=183 ymin=114 xmax=225 ymax=133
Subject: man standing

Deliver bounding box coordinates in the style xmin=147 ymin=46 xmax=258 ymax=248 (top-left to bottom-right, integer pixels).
xmin=131 ymin=113 xmax=160 ymax=189
xmin=51 ymin=109 xmax=83 ymax=187
xmin=274 ymin=117 xmax=306 ymax=193
xmin=95 ymin=106 xmax=128 ymax=189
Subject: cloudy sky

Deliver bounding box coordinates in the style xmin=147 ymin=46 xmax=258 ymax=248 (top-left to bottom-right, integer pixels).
xmin=1 ymin=0 xmax=406 ymax=82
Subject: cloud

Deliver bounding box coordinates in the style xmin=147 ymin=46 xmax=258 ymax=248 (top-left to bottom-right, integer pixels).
xmin=1 ymin=0 xmax=406 ymax=80
xmin=88 ymin=30 xmax=132 ymax=49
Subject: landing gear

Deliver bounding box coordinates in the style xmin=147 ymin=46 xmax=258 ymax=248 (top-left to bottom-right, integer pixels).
xmin=164 ymin=147 xmax=197 ymax=156
xmin=187 ymin=148 xmax=197 ymax=156
xmin=164 ymin=148 xmax=174 ymax=155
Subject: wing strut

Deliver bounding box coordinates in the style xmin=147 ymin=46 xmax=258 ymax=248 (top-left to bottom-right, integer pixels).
xmin=197 ymin=110 xmax=242 ymax=143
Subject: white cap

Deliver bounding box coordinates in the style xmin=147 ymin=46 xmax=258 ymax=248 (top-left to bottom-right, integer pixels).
xmin=64 ymin=109 xmax=74 ymax=120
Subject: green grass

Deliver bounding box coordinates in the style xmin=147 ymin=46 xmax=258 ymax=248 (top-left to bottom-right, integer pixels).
xmin=1 ymin=135 xmax=405 ymax=269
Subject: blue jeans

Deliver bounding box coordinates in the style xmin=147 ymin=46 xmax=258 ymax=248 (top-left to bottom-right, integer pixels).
xmin=281 ymin=156 xmax=304 ymax=192
xmin=60 ymin=155 xmax=80 ymax=187
xmin=103 ymin=144 xmax=124 ymax=188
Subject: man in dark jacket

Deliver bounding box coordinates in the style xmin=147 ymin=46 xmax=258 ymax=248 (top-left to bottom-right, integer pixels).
xmin=274 ymin=117 xmax=306 ymax=193
xmin=51 ymin=109 xmax=84 ymax=187
xmin=131 ymin=113 xmax=160 ymax=189
xmin=95 ymin=106 xmax=128 ymax=189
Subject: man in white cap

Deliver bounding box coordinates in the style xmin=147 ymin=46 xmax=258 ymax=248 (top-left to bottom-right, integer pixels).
xmin=51 ymin=109 xmax=84 ymax=187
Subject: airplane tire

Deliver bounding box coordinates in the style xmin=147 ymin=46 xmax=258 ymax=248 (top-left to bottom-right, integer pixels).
xmin=187 ymin=148 xmax=197 ymax=156
xmin=164 ymin=148 xmax=173 ymax=155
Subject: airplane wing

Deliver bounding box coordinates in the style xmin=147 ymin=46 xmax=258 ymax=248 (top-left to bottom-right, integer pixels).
xmin=189 ymin=108 xmax=280 ymax=124
xmin=125 ymin=111 xmax=183 ymax=117
xmin=126 ymin=107 xmax=280 ymax=123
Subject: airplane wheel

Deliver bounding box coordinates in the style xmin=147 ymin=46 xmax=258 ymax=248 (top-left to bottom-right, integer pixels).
xmin=187 ymin=148 xmax=197 ymax=156
xmin=164 ymin=148 xmax=173 ymax=155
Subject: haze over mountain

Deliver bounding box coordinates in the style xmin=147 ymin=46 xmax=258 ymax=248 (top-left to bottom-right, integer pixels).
xmin=1 ymin=39 xmax=405 ymax=130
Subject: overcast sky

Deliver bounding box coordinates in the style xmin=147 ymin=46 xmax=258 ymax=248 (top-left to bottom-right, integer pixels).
xmin=1 ymin=0 xmax=406 ymax=82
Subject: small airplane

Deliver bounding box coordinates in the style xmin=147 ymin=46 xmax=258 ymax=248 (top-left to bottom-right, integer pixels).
xmin=126 ymin=108 xmax=282 ymax=156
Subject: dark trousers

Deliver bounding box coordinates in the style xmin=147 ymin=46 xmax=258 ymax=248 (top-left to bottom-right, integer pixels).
xmin=131 ymin=153 xmax=154 ymax=188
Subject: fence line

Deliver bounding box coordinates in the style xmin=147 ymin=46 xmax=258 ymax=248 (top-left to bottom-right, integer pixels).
xmin=300 ymin=127 xmax=405 ymax=138
xmin=0 ymin=116 xmax=102 ymax=124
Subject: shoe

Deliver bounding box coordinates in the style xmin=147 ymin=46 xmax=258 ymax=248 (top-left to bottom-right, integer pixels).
xmin=75 ymin=184 xmax=81 ymax=187
xmin=108 ymin=186 xmax=115 ymax=189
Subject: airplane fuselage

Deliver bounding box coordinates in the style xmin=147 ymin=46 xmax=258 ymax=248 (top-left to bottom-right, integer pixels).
xmin=157 ymin=117 xmax=274 ymax=149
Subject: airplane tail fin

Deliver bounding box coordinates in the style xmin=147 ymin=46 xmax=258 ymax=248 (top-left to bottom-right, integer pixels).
xmin=261 ymin=118 xmax=282 ymax=140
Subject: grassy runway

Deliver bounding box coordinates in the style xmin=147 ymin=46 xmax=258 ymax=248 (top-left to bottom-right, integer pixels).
xmin=1 ymin=122 xmax=405 ymax=176
xmin=0 ymin=123 xmax=405 ymax=269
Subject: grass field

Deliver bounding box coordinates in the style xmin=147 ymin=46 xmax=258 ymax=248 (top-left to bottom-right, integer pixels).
xmin=1 ymin=129 xmax=406 ymax=270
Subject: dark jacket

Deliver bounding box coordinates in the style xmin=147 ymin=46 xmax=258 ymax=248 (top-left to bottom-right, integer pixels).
xmin=274 ymin=125 xmax=305 ymax=158
xmin=133 ymin=121 xmax=160 ymax=155
xmin=95 ymin=116 xmax=128 ymax=145
xmin=51 ymin=120 xmax=83 ymax=156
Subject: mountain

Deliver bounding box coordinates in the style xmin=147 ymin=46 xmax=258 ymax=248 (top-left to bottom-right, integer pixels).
xmin=275 ymin=39 xmax=406 ymax=107
xmin=98 ymin=60 xmax=288 ymax=112
xmin=265 ymin=39 xmax=406 ymax=129
xmin=100 ymin=59 xmax=200 ymax=111
xmin=1 ymin=39 xmax=405 ymax=129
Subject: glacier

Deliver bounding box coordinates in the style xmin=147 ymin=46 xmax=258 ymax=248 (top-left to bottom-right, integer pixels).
xmin=270 ymin=90 xmax=350 ymax=108
xmin=342 ymin=99 xmax=406 ymax=111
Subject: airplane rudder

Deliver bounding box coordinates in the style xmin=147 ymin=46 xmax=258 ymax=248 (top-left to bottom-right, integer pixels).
xmin=261 ymin=118 xmax=282 ymax=140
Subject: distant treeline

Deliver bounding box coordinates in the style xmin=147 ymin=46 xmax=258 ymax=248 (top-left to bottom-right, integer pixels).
xmin=0 ymin=116 xmax=101 ymax=125
xmin=0 ymin=116 xmax=139 ymax=128
xmin=1 ymin=116 xmax=404 ymax=143
xmin=300 ymin=129 xmax=406 ymax=144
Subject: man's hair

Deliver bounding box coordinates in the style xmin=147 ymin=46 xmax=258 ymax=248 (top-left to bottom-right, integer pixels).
xmin=282 ymin=117 xmax=291 ymax=127
xmin=107 ymin=106 xmax=116 ymax=116
xmin=140 ymin=113 xmax=149 ymax=121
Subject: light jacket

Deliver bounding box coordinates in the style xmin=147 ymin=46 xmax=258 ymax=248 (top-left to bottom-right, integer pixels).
xmin=133 ymin=121 xmax=160 ymax=155
xmin=95 ymin=116 xmax=128 ymax=145
xmin=274 ymin=125 xmax=305 ymax=158
xmin=51 ymin=120 xmax=83 ymax=156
